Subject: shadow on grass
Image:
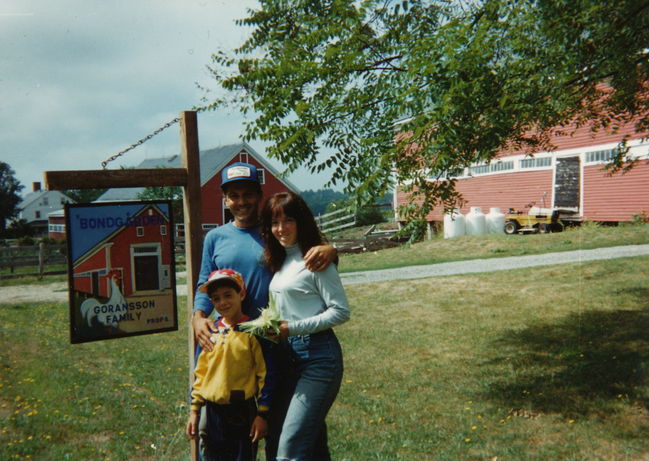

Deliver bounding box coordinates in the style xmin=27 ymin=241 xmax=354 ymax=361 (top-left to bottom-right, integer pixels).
xmin=481 ymin=287 xmax=649 ymax=418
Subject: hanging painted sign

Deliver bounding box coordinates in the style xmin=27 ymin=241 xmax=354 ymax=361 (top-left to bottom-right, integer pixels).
xmin=65 ymin=201 xmax=178 ymax=343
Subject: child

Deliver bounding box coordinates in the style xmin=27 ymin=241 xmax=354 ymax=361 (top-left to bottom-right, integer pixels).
xmin=186 ymin=268 xmax=277 ymax=461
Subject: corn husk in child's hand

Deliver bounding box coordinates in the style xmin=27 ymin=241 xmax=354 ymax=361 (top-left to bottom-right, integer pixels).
xmin=239 ymin=296 xmax=281 ymax=342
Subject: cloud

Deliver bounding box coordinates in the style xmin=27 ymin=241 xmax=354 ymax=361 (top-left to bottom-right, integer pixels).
xmin=1 ymin=0 xmax=336 ymax=194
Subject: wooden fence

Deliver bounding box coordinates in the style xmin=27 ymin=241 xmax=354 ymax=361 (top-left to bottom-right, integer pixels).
xmin=0 ymin=243 xmax=68 ymax=278
xmin=331 ymin=224 xmax=401 ymax=253
xmin=316 ymin=208 xmax=356 ymax=234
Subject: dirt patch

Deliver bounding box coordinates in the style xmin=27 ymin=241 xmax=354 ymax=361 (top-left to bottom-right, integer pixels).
xmin=0 ymin=282 xmax=68 ymax=304
xmin=0 ymin=281 xmax=188 ymax=304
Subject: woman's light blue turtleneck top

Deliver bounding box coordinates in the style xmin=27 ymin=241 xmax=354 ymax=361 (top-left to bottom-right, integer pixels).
xmin=269 ymin=244 xmax=350 ymax=336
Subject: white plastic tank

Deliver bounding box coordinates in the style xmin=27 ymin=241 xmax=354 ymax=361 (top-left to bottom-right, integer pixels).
xmin=443 ymin=209 xmax=466 ymax=238
xmin=486 ymin=207 xmax=506 ymax=234
xmin=465 ymin=207 xmax=486 ymax=235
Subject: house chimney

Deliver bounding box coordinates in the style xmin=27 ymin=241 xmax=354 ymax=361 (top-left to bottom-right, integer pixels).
xmin=33 ymin=182 xmax=41 ymax=192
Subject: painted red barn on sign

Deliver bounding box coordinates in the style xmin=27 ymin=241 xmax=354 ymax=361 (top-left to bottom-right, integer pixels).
xmin=72 ymin=204 xmax=173 ymax=299
xmin=395 ymin=117 xmax=649 ymax=226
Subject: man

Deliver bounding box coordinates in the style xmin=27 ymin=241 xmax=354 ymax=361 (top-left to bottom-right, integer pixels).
xmin=191 ymin=161 xmax=336 ymax=460
xmin=192 ymin=161 xmax=336 ymax=350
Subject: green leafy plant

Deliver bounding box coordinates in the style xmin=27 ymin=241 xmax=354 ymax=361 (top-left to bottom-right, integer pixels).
xmin=630 ymin=210 xmax=649 ymax=224
xmin=239 ymin=296 xmax=281 ymax=342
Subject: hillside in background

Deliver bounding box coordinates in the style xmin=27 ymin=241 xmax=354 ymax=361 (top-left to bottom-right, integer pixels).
xmin=300 ymin=189 xmax=348 ymax=215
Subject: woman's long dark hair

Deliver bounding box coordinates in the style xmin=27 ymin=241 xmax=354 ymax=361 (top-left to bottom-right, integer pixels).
xmin=260 ymin=191 xmax=326 ymax=273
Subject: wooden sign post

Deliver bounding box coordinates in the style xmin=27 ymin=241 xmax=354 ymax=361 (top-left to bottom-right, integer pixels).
xmin=45 ymin=110 xmax=203 ymax=460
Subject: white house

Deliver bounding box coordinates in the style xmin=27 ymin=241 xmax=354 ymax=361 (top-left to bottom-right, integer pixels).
xmin=19 ymin=182 xmax=75 ymax=236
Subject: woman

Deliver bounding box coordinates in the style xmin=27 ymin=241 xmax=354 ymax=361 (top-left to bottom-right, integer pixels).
xmin=260 ymin=191 xmax=350 ymax=461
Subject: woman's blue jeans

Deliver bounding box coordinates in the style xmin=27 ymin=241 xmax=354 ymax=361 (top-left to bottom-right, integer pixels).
xmin=276 ymin=329 xmax=343 ymax=461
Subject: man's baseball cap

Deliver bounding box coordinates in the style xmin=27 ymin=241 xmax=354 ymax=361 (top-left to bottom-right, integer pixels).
xmin=221 ymin=162 xmax=259 ymax=190
xmin=198 ymin=269 xmax=246 ymax=297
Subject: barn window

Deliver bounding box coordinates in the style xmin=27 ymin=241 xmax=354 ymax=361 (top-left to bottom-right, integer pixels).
xmin=492 ymin=161 xmax=514 ymax=172
xmin=134 ymin=245 xmax=158 ymax=253
xmin=160 ymin=225 xmax=167 ymax=236
xmin=585 ymin=148 xmax=618 ymax=163
xmin=137 ymin=226 xmax=144 ymax=237
xmin=520 ymin=157 xmax=551 ymax=168
xmin=468 ymin=161 xmax=514 ymax=175
xmin=202 ymin=224 xmax=218 ymax=231
xmin=258 ymin=168 xmax=266 ymax=185
xmin=469 ymin=164 xmax=489 ymax=175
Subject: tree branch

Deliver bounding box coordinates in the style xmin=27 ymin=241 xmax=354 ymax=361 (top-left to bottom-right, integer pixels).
xmin=617 ymin=1 xmax=649 ymax=28
xmin=353 ymin=55 xmax=406 ymax=73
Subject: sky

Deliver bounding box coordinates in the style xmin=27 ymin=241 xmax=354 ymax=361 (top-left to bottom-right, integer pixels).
xmin=1 ymin=0 xmax=336 ymax=198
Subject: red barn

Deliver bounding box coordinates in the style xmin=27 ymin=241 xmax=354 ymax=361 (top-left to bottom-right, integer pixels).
xmin=396 ymin=118 xmax=649 ymax=227
xmin=48 ymin=209 xmax=66 ymax=241
xmin=72 ymin=204 xmax=174 ymax=298
xmin=92 ymin=142 xmax=299 ymax=238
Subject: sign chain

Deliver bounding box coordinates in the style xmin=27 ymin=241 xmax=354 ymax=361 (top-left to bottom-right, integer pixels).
xmin=101 ymin=105 xmax=210 ymax=169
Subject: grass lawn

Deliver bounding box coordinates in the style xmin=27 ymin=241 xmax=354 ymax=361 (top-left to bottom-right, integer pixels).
xmin=337 ymin=222 xmax=649 ymax=273
xmin=333 ymin=256 xmax=649 ymax=460
xmin=0 ymin=299 xmax=190 ymax=460
xmin=1 ymin=251 xmax=648 ymax=460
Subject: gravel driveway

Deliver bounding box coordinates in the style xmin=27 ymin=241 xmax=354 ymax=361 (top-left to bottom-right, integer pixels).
xmin=339 ymin=243 xmax=649 ymax=285
xmin=2 ymin=244 xmax=648 ymax=304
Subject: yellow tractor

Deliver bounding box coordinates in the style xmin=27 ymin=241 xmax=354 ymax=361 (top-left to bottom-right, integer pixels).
xmin=504 ymin=206 xmax=570 ymax=234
